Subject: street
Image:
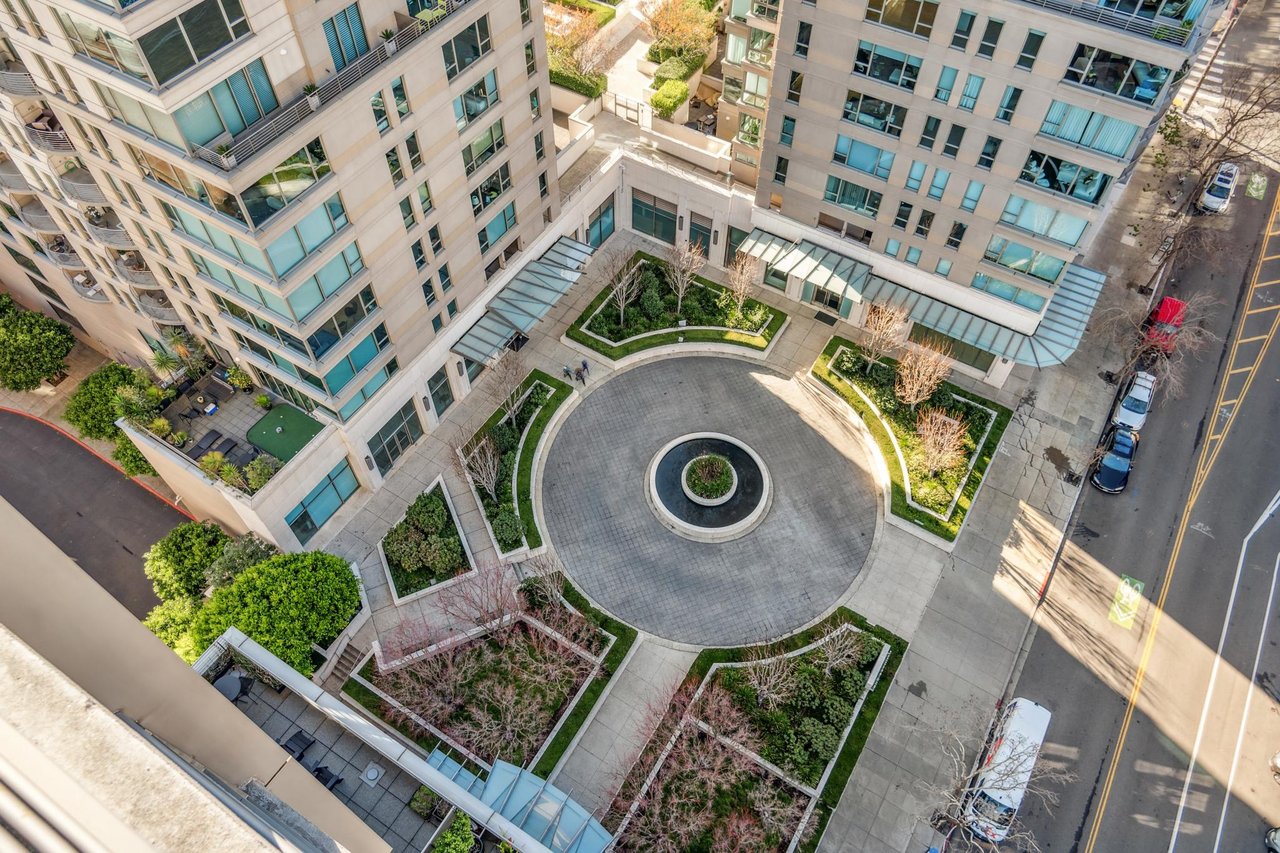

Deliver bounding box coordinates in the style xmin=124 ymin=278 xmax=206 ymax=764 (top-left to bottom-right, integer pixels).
xmin=1015 ymin=85 xmax=1280 ymax=853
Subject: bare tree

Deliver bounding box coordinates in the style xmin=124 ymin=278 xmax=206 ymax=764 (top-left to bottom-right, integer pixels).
xmin=726 ymin=251 xmax=759 ymax=315
xmin=436 ymin=560 xmax=522 ymax=638
xmin=916 ymin=408 xmax=969 ymax=477
xmin=666 ymin=239 xmax=705 ymax=315
xmin=1098 ymin=289 xmax=1220 ymax=400
xmin=449 ymin=679 xmax=550 ymax=765
xmin=1179 ymin=66 xmax=1280 ymax=190
xmin=860 ymin=303 xmax=909 ymax=374
xmin=894 ymin=344 xmax=952 ymax=411
xmin=742 ymin=647 xmax=797 ymax=710
xmin=914 ymin=708 xmax=1075 ymax=853
xmin=489 ymin=349 xmax=527 ymax=425
xmin=550 ymin=11 xmax=609 ymax=77
xmin=748 ymin=783 xmax=808 ymax=841
xmin=453 ymin=435 xmax=501 ymax=501
xmin=817 ymin=624 xmax=870 ymax=676
xmin=599 ymin=251 xmax=639 ymax=326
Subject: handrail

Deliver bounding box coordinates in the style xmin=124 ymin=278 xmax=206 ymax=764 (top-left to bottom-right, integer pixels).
xmin=24 ymin=125 xmax=74 ymax=152
xmin=47 ymin=248 xmax=86 ymax=267
xmin=137 ymin=294 xmax=181 ymax=321
xmin=115 ymin=257 xmax=157 ymax=284
xmin=193 ymin=0 xmax=480 ymax=172
xmin=18 ymin=205 xmax=55 ymax=230
xmin=87 ymin=222 xmax=134 ymax=247
xmin=1010 ymin=0 xmax=1195 ymax=46
xmin=0 ymin=166 xmax=28 ymax=190
xmin=0 ymin=70 xmax=37 ymax=96
xmin=59 ymin=172 xmax=108 ymax=203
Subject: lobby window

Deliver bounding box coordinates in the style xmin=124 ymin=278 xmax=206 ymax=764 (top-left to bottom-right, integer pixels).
xmin=587 ymin=193 xmax=615 ymax=247
xmin=689 ymin=212 xmax=713 ymax=254
xmin=865 ymin=0 xmax=938 ymax=37
xmin=951 ymin=11 xmax=975 ymax=49
xmin=444 ymin=16 xmax=493 ymax=80
xmin=427 ymin=366 xmax=454 ymax=416
xmin=632 ymin=189 xmax=678 ymax=243
xmin=1017 ymin=30 xmax=1044 ymax=70
xmin=977 ymin=18 xmax=1002 ymax=58
xmin=322 ymin=3 xmax=368 ymax=72
xmin=369 ymin=401 xmax=424 ymax=475
xmin=285 ymin=458 xmax=359 ymax=544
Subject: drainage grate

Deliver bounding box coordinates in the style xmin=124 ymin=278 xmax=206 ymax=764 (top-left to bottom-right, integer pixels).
xmin=814 ymin=311 xmax=838 ymax=326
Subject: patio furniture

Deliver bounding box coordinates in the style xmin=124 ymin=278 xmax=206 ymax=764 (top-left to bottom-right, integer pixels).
xmin=213 ymin=672 xmax=255 ymax=703
xmin=213 ymin=437 xmax=237 ymax=456
xmin=186 ymin=430 xmax=223 ymax=459
xmin=281 ymin=730 xmax=315 ymax=760
xmin=228 ymin=446 xmax=259 ymax=468
xmin=312 ymin=765 xmax=343 ymax=790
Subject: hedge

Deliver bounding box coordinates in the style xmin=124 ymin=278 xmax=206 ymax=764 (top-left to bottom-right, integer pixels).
xmin=549 ymin=50 xmax=608 ymax=98
xmin=651 ymin=79 xmax=689 ymax=119
xmin=549 ymin=0 xmax=616 ymax=26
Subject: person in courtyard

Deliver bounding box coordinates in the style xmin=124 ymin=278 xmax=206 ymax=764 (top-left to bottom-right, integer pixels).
xmin=580 ymin=359 xmax=590 ymax=377
xmin=574 ymin=367 xmax=585 ymax=385
xmin=562 ymin=365 xmax=573 ymax=381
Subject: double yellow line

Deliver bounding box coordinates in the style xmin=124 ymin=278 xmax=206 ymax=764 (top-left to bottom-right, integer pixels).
xmin=1083 ymin=186 xmax=1280 ymax=851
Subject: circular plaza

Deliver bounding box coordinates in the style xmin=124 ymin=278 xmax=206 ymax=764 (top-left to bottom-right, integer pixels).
xmin=541 ymin=356 xmax=880 ymax=647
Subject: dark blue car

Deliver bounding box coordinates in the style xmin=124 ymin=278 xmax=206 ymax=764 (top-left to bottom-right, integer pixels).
xmin=1090 ymin=426 xmax=1139 ymax=494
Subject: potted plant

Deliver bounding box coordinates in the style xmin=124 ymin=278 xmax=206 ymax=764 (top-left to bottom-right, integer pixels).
xmin=169 ymin=430 xmax=189 ymax=448
xmin=225 ymin=366 xmax=253 ymax=391
xmin=255 ymin=393 xmax=272 ymax=410
xmin=148 ymin=416 xmax=172 ymax=439
xmin=303 ymin=83 xmax=320 ymax=110
xmin=214 ymin=143 xmax=236 ymax=168
xmin=381 ymin=29 xmax=397 ymax=55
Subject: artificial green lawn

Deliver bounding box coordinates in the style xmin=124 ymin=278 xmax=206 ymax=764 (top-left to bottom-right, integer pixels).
xmin=246 ymin=404 xmax=323 ymax=461
xmin=812 ymin=336 xmax=1012 ymax=542
xmin=567 ymin=251 xmax=787 ymax=360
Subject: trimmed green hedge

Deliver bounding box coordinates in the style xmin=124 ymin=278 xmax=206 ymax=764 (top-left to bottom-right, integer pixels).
xmin=567 ymin=251 xmax=787 ymax=360
xmin=531 ymin=580 xmax=638 ymax=777
xmin=811 ymin=336 xmax=1012 ymax=541
xmin=650 ymin=79 xmax=689 ymax=118
xmin=652 ymin=53 xmax=705 ymax=87
xmin=549 ymin=54 xmax=608 ymax=98
xmin=550 ymin=0 xmax=616 ymax=25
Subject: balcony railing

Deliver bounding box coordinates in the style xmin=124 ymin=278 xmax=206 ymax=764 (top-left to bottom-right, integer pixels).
xmin=0 ymin=159 xmax=28 ymax=190
xmin=137 ymin=293 xmax=181 ymax=322
xmin=46 ymin=246 xmax=86 ymax=268
xmin=59 ymin=169 xmax=107 ymax=203
xmin=24 ymin=125 xmax=74 ymax=152
xmin=1011 ymin=0 xmax=1195 ymax=45
xmin=18 ymin=203 xmax=56 ymax=231
xmin=115 ymin=256 xmax=158 ymax=285
xmin=191 ymin=0 xmax=478 ymax=172
xmin=0 ymin=70 xmax=37 ymax=97
xmin=88 ymin=222 xmax=135 ymax=247
xmin=70 ymin=275 xmax=107 ymax=302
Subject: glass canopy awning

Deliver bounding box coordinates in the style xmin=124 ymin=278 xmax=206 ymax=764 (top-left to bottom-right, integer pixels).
xmin=451 ymin=236 xmax=595 ymax=364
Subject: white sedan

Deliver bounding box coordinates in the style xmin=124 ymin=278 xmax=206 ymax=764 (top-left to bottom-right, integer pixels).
xmin=1198 ymin=163 xmax=1240 ymax=213
xmin=1112 ymin=371 xmax=1157 ymax=432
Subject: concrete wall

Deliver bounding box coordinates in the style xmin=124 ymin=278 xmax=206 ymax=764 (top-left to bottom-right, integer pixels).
xmin=0 ymin=498 xmax=389 ymax=853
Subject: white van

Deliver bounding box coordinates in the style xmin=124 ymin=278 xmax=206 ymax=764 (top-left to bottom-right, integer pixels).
xmin=964 ymin=698 xmax=1052 ymax=842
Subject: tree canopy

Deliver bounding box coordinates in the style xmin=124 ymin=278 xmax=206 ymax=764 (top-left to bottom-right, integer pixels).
xmin=143 ymin=520 xmax=229 ymax=602
xmin=0 ymin=297 xmax=75 ymax=391
xmin=64 ymin=362 xmax=138 ymax=439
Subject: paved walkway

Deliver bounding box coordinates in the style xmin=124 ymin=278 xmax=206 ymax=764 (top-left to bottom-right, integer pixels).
xmin=543 ymin=357 xmax=878 ymax=647
xmin=550 ymin=635 xmax=696 ymax=813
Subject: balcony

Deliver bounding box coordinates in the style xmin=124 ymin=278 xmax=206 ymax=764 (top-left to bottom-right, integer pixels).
xmin=0 ymin=61 xmax=37 ymax=97
xmin=0 ymin=157 xmax=28 ymax=190
xmin=136 ymin=291 xmax=182 ymax=323
xmin=1011 ymin=0 xmax=1196 ymax=45
xmin=24 ymin=111 xmax=74 ymax=153
xmin=86 ymin=207 xmax=135 ymax=247
xmin=59 ymin=167 xmax=107 ymax=203
xmin=115 ymin=252 xmax=158 ymax=286
xmin=191 ymin=0 xmax=479 ymax=172
xmin=70 ymin=272 xmax=107 ymax=302
xmin=46 ymin=236 xmax=86 ymax=269
xmin=18 ymin=201 xmax=56 ymax=232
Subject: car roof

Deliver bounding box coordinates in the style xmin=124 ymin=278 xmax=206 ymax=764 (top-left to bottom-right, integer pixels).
xmin=1150 ymin=298 xmax=1186 ymax=325
xmin=1130 ymin=371 xmax=1157 ymax=390
xmin=1217 ymin=162 xmax=1238 ymax=176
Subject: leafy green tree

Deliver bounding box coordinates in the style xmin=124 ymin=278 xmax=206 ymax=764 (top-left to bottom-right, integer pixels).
xmin=113 ymin=434 xmax=157 ymax=477
xmin=188 ymin=552 xmax=361 ymax=675
xmin=144 ymin=597 xmax=198 ymax=649
xmin=64 ymin=363 xmax=137 ymax=440
xmin=0 ymin=301 xmax=75 ymax=391
xmin=431 ymin=812 xmax=473 ymax=853
xmin=143 ymin=520 xmax=229 ymax=602
xmin=205 ymin=532 xmax=278 ymax=589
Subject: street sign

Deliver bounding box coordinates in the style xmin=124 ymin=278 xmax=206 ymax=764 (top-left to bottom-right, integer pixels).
xmin=1246 ymin=173 xmax=1268 ymax=200
xmin=1109 ymin=575 xmax=1145 ymax=629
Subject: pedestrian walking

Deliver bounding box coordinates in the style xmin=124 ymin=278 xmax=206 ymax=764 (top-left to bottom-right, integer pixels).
xmin=562 ymin=365 xmax=573 ymax=381
xmin=573 ymin=367 xmax=586 ymax=385
xmin=580 ymin=358 xmax=590 ymax=377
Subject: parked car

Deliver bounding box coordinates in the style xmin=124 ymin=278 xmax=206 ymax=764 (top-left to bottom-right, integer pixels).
xmin=1266 ymin=826 xmax=1280 ymax=853
xmin=1143 ymin=296 xmax=1187 ymax=355
xmin=1197 ymin=162 xmax=1239 ymax=213
xmin=1090 ymin=426 xmax=1139 ymax=494
xmin=1112 ymin=371 xmax=1157 ymax=432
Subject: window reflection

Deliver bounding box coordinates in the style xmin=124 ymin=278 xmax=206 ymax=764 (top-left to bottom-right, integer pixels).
xmin=240 ymin=139 xmax=331 ymax=227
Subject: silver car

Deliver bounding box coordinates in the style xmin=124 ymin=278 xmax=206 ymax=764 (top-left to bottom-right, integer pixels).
xmin=1198 ymin=162 xmax=1239 ymax=213
xmin=1112 ymin=371 xmax=1156 ymax=432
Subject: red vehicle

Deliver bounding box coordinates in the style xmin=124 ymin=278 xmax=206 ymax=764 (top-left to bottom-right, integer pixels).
xmin=1144 ymin=296 xmax=1187 ymax=354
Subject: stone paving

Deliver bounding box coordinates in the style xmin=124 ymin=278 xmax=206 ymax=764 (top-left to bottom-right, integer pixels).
xmin=543 ymin=357 xmax=879 ymax=647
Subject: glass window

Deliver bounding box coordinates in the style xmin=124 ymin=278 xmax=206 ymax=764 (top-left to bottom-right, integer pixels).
xmin=529 ymin=88 xmax=541 ymax=119
xmin=520 ymin=0 xmax=531 ymax=24
xmin=942 ymin=124 xmax=965 ymax=157
xmin=239 ymin=139 xmax=331 ymax=226
xmin=915 ymin=209 xmax=933 ymax=237
xmin=865 ymin=0 xmax=938 ymax=37
xmin=371 ymin=90 xmax=389 ymax=132
xmin=1064 ymin=44 xmax=1169 ymax=105
xmin=737 ymin=113 xmax=762 ymax=147
xmin=418 ymin=181 xmax=433 ymax=213
xmin=470 ymin=163 xmax=512 ymax=216
xmin=952 ymin=11 xmax=975 ymax=48
xmin=843 ymin=90 xmax=906 ymax=137
xmin=463 ymin=120 xmax=506 ymax=176
xmin=399 ymin=197 xmax=416 ymax=229
xmin=406 ymin=133 xmax=423 ymax=169
xmin=894 ymin=201 xmax=913 ymax=228
xmin=795 ymin=21 xmax=811 ymax=56
xmin=444 ymin=15 xmax=493 ymax=80
xmin=369 ymin=401 xmax=423 ymax=475
xmin=478 ymin=202 xmax=517 ymax=253
xmin=285 ymin=458 xmax=360 ymax=544
xmin=780 ymin=115 xmax=796 ymax=145
xmin=412 ymin=240 xmax=427 ymax=269
xmin=934 ymin=66 xmax=957 ymax=103
xmin=1020 ymin=150 xmax=1113 ymax=204
xmin=984 ymin=236 xmax=1066 ymax=283
xmin=978 ymin=135 xmax=1001 ymax=168
xmin=56 ymin=11 xmax=149 ymax=82
xmin=454 ymin=69 xmax=499 ymax=130
xmin=429 ymin=226 xmax=444 ymax=254
xmin=1018 ymin=30 xmax=1044 ymax=69
xmin=958 ymin=74 xmax=984 ymax=111
xmin=773 ymin=156 xmax=789 ymax=184
xmin=323 ymin=3 xmax=368 ymax=71
xmin=905 ymin=247 xmax=922 ymax=266
xmin=391 ymin=76 xmax=409 ymax=117
xmin=996 ymin=86 xmax=1021 ymax=122
xmin=906 ymin=160 xmax=926 ymax=191
xmin=928 ymin=168 xmax=950 ymax=200
xmin=587 ymin=194 xmax=615 ymax=247
xmin=946 ymin=221 xmax=966 ymax=248
xmin=427 ymin=366 xmax=454 ymax=416
xmin=961 ymin=180 xmax=984 ymax=211
xmin=137 ymin=0 xmax=250 ymax=85
xmin=386 ymin=147 xmax=403 ymax=183
xmin=884 ymin=237 xmax=901 ymax=258
xmin=525 ymin=39 xmax=536 ymax=75
xmin=534 ymin=131 xmax=544 ymax=161
xmin=909 ymin=324 xmax=997 ymax=370
xmin=935 ymin=259 xmax=953 ymax=276
xmin=1040 ymin=101 xmax=1140 ymax=157
xmin=920 ymin=116 xmax=940 ymax=149
xmin=977 ymin=18 xmax=1003 ymax=58
xmin=834 ymin=135 xmax=894 ymax=179
xmin=786 ymin=70 xmax=803 ymax=103
xmin=338 ymin=361 xmax=398 ymax=420
xmin=631 ymin=189 xmax=678 ymax=243
xmin=971 ymin=272 xmax=1047 ymax=312
xmin=854 ymin=40 xmax=922 ymax=90
xmin=823 ymin=175 xmax=882 ymax=218
xmin=172 ymin=60 xmax=276 ymax=146
xmin=1000 ymin=195 xmax=1089 ymax=246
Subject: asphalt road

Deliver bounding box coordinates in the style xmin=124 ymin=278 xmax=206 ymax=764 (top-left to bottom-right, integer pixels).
xmin=1014 ymin=158 xmax=1280 ymax=849
xmin=0 ymin=411 xmax=188 ymax=618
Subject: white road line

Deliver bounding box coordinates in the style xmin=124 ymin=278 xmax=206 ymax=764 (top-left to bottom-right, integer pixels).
xmin=1213 ymin=550 xmax=1280 ymax=848
xmin=1168 ymin=487 xmax=1280 ymax=852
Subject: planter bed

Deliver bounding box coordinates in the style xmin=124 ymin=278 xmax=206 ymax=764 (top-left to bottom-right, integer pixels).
xmin=608 ymin=607 xmax=903 ymax=852
xmin=378 ymin=479 xmax=474 ymax=603
xmin=464 ymin=370 xmax=573 ymax=557
xmin=567 ymin=251 xmax=787 ymax=360
xmin=812 ymin=336 xmax=1012 ymax=542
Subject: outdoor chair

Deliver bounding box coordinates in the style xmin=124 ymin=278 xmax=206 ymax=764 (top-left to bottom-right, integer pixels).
xmin=281 ymin=730 xmax=315 ymax=760
xmin=312 ymin=765 xmax=343 ymax=790
xmin=213 ymin=437 xmax=237 ymax=456
xmin=186 ymin=430 xmax=223 ymax=459
xmin=232 ymin=676 xmax=254 ymax=704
